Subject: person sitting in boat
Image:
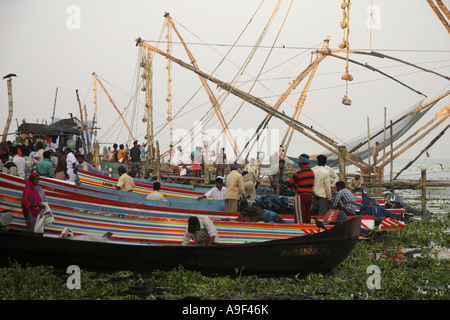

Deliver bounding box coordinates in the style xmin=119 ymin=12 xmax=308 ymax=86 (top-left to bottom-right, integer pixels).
xmin=0 ymin=152 xmax=18 ymax=176
xmin=146 ymin=181 xmax=168 ymax=202
xmin=181 ymin=216 xmax=218 ymax=246
xmin=35 ymin=151 xmax=55 ymax=178
xmin=331 ymin=180 xmax=357 ymax=222
xmin=117 ymin=144 xmax=127 ymax=164
xmin=348 ymin=171 xmax=364 ymax=193
xmin=115 ymin=165 xmax=135 ymax=192
xmin=76 ymin=154 xmax=105 ymax=175
xmin=198 ymin=177 xmax=226 ymax=200
xmin=21 ymin=172 xmax=47 ymax=232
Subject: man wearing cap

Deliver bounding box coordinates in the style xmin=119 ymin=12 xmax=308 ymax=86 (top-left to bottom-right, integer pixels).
xmin=224 ymin=163 xmax=245 ymax=212
xmin=348 ymin=171 xmax=364 ymax=193
xmin=182 ymin=216 xmax=218 ymax=246
xmin=287 ymin=154 xmax=315 ymax=224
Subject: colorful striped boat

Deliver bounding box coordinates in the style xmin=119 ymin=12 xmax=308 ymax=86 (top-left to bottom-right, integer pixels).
xmin=0 ymin=172 xmax=406 ymax=232
xmin=0 ymin=184 xmax=324 ymax=245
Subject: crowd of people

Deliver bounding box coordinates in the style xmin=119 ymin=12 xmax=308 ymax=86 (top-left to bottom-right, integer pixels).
xmin=0 ymin=140 xmax=89 ymax=182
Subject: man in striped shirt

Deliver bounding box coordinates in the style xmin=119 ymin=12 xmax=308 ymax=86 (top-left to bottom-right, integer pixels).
xmin=287 ymin=154 xmax=314 ymax=224
xmin=332 ymin=180 xmax=357 ymax=222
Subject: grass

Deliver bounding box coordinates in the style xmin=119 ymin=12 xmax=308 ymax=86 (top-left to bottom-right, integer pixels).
xmin=1 ymin=213 xmax=449 ymax=301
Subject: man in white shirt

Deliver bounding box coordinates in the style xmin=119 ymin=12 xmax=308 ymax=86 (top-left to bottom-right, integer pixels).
xmin=198 ymin=177 xmax=226 ymax=200
xmin=182 ymin=216 xmax=218 ymax=246
xmin=312 ymin=155 xmax=332 ymax=216
xmin=11 ymin=146 xmax=25 ymax=178
xmin=146 ymin=181 xmax=168 ymax=201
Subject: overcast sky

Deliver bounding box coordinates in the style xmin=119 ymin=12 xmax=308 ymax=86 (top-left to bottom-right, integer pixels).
xmin=1 ymin=0 xmax=449 ymax=163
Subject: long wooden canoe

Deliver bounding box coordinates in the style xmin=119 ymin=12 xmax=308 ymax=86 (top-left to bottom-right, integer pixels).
xmin=0 ymin=215 xmax=361 ymax=276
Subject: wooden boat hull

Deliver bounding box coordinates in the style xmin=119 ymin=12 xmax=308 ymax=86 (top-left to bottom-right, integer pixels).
xmin=0 ymin=215 xmax=361 ymax=276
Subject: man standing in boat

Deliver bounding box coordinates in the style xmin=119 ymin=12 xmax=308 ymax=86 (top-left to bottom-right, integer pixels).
xmin=287 ymin=154 xmax=314 ymax=224
xmin=269 ymin=159 xmax=286 ymax=195
xmin=215 ymin=148 xmax=227 ymax=178
xmin=115 ymin=165 xmax=135 ymax=192
xmin=129 ymin=140 xmax=141 ymax=171
xmin=224 ymin=162 xmax=245 ymax=212
xmin=182 ymin=216 xmax=218 ymax=246
xmin=311 ymin=155 xmax=331 ymax=216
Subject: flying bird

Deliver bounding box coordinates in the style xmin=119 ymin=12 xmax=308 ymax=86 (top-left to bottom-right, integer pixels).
xmin=3 ymin=74 xmax=17 ymax=80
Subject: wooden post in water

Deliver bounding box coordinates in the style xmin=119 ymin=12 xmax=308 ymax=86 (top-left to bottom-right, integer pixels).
xmin=367 ymin=117 xmax=371 ymax=168
xmin=421 ymin=169 xmax=427 ymax=216
xmin=390 ymin=120 xmax=394 ymax=182
xmin=2 ymin=79 xmax=13 ymax=143
xmin=338 ymin=146 xmax=347 ymax=182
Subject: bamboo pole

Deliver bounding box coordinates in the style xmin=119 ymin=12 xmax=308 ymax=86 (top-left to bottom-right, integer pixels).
xmin=75 ymin=90 xmax=89 ymax=156
xmin=426 ymin=0 xmax=450 ymax=33
xmin=155 ymin=140 xmax=161 ymax=181
xmin=51 ymin=87 xmax=58 ymax=124
xmin=2 ymin=79 xmax=13 ymax=143
xmin=436 ymin=0 xmax=450 ymax=19
xmin=93 ymin=73 xmax=135 ymax=141
xmin=338 ymin=146 xmax=347 ymax=181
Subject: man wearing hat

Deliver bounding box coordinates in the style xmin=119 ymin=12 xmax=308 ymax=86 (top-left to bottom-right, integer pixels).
xmin=287 ymin=154 xmax=315 ymax=224
xmin=181 ymin=216 xmax=218 ymax=246
xmin=348 ymin=171 xmax=364 ymax=193
xmin=224 ymin=162 xmax=245 ymax=212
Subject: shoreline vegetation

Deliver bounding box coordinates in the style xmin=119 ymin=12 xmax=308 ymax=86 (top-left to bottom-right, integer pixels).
xmin=1 ymin=211 xmax=448 ymax=300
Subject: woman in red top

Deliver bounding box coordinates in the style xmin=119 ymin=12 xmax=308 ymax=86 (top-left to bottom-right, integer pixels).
xmin=21 ymin=172 xmax=46 ymax=232
xmin=288 ymin=154 xmax=314 ymax=224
